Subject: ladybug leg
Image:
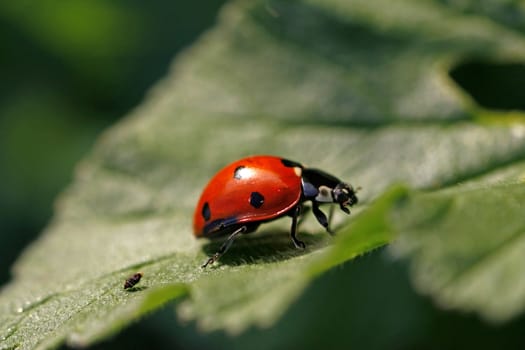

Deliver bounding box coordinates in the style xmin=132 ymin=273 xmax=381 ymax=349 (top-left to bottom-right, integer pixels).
xmin=327 ymin=205 xmax=335 ymax=234
xmin=201 ymin=226 xmax=247 ymax=268
xmin=296 ymin=205 xmax=310 ymax=227
xmin=312 ymin=202 xmax=334 ymax=235
xmin=290 ymin=206 xmax=306 ymax=249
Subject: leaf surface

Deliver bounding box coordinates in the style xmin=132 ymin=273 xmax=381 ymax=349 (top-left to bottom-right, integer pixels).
xmin=2 ymin=0 xmax=525 ymax=348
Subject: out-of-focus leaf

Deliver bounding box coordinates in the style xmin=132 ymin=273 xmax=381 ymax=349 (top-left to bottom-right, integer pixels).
xmin=390 ymin=162 xmax=525 ymax=323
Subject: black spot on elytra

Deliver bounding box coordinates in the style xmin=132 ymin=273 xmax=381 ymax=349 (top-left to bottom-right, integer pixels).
xmin=250 ymin=191 xmax=265 ymax=209
xmin=233 ymin=165 xmax=245 ymax=179
xmin=202 ymin=202 xmax=211 ymax=221
xmin=281 ymin=158 xmax=303 ymax=168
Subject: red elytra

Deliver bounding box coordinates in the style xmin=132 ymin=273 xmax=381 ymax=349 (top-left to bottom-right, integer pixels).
xmin=193 ymin=155 xmax=358 ymax=267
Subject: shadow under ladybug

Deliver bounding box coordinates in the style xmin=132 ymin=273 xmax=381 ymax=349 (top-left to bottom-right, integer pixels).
xmin=201 ymin=227 xmax=329 ymax=266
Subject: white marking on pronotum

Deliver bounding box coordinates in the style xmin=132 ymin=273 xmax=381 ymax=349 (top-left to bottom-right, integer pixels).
xmin=316 ymin=185 xmax=333 ymax=203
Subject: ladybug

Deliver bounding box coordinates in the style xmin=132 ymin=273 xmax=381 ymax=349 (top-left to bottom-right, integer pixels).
xmin=193 ymin=155 xmax=359 ymax=267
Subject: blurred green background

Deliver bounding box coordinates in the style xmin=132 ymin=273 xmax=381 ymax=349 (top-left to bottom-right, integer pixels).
xmin=0 ymin=0 xmax=224 ymax=285
xmin=2 ymin=1 xmax=525 ymax=349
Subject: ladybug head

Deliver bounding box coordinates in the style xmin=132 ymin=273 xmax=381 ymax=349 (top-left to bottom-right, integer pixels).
xmin=332 ymin=183 xmax=358 ymax=214
xmin=301 ymin=168 xmax=359 ymax=214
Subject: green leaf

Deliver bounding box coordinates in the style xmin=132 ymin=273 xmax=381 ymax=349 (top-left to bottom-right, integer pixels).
xmin=390 ymin=163 xmax=525 ymax=323
xmin=2 ymin=0 xmax=525 ymax=348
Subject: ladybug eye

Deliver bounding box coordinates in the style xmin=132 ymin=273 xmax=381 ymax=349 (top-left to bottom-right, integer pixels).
xmin=334 ymin=190 xmax=349 ymax=204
